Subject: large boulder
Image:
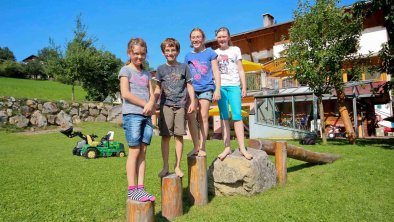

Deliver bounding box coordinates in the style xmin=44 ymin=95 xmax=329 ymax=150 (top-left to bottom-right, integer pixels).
xmin=208 ymin=148 xmax=276 ymax=196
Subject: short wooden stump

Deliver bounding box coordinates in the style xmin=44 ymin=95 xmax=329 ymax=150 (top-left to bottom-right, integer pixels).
xmin=187 ymin=155 xmax=208 ymax=206
xmin=161 ymin=173 xmax=183 ymax=220
xmin=126 ymin=199 xmax=154 ymax=222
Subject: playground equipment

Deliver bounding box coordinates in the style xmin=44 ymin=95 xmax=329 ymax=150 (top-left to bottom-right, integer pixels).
xmin=60 ymin=127 xmax=125 ymax=159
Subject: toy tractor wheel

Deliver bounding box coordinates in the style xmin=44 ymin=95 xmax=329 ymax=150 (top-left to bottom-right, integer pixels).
xmin=85 ymin=148 xmax=98 ymax=159
xmin=116 ymin=151 xmax=126 ymax=157
xmin=72 ymin=147 xmax=79 ymax=155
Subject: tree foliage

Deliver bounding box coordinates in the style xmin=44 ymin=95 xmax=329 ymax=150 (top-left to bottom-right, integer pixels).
xmin=38 ymin=38 xmax=63 ymax=79
xmin=41 ymin=15 xmax=123 ymax=101
xmin=286 ymin=0 xmax=363 ymax=95
xmin=23 ymin=59 xmax=45 ymax=79
xmin=0 ymin=47 xmax=16 ymax=62
xmin=286 ymin=0 xmax=363 ymax=144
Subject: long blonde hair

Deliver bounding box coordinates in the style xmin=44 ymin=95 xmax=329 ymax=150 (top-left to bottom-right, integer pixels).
xmin=126 ymin=37 xmax=147 ymax=69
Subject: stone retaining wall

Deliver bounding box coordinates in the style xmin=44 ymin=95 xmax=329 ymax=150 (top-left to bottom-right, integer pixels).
xmin=0 ymin=96 xmax=122 ymax=130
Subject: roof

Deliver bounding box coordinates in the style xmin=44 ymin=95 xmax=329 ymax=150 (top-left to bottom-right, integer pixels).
xmin=22 ymin=55 xmax=38 ymax=62
xmin=254 ymin=80 xmax=390 ymax=104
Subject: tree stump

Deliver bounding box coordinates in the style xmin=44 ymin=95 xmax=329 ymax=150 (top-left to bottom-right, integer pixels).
xmin=126 ymin=199 xmax=154 ymax=222
xmin=187 ymin=155 xmax=208 ymax=206
xmin=275 ymin=141 xmax=287 ymax=186
xmin=161 ymin=173 xmax=183 ymax=220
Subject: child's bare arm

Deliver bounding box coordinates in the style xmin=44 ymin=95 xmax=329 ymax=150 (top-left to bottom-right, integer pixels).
xmin=186 ymin=82 xmax=196 ymax=113
xmin=237 ymin=59 xmax=247 ymax=97
xmin=211 ymin=59 xmax=221 ymax=101
xmin=119 ymin=76 xmax=146 ymax=107
xmin=143 ymin=80 xmax=156 ymax=115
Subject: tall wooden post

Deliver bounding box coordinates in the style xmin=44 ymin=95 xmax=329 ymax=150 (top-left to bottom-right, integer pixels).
xmin=187 ymin=155 xmax=208 ymax=206
xmin=275 ymin=141 xmax=287 ymax=186
xmin=126 ymin=199 xmax=154 ymax=222
xmin=161 ymin=173 xmax=183 ymax=220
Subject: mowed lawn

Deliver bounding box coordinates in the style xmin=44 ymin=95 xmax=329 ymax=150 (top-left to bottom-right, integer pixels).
xmin=0 ymin=77 xmax=87 ymax=102
xmin=0 ymin=121 xmax=393 ymax=221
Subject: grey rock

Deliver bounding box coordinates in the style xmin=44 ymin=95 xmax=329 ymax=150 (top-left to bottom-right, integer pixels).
xmin=72 ymin=115 xmax=81 ymax=124
xmin=69 ymin=108 xmax=79 ymax=116
xmin=208 ymin=148 xmax=276 ymax=196
xmin=47 ymin=115 xmax=57 ymax=125
xmin=30 ymin=110 xmax=48 ymax=127
xmin=20 ymin=105 xmax=32 ymax=117
xmin=26 ymin=99 xmax=38 ymax=109
xmin=0 ymin=110 xmax=8 ymax=125
xmin=56 ymin=110 xmax=72 ymax=128
xmin=95 ymin=114 xmax=107 ymax=122
xmin=100 ymin=108 xmax=108 ymax=116
xmin=6 ymin=109 xmax=13 ymax=116
xmin=42 ymin=102 xmax=59 ymax=114
xmin=89 ymin=108 xmax=100 ymax=116
xmin=9 ymin=115 xmax=29 ymax=128
xmin=84 ymin=116 xmax=95 ymax=122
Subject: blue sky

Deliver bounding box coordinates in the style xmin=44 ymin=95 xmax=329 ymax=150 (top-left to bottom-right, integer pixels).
xmin=0 ymin=0 xmax=358 ymax=69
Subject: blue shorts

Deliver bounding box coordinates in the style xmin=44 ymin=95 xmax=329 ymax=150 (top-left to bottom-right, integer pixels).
xmin=196 ymin=90 xmax=213 ymax=101
xmin=123 ymin=114 xmax=153 ymax=147
xmin=218 ymin=86 xmax=242 ymax=121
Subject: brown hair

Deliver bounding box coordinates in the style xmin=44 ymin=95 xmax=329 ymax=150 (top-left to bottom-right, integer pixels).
xmin=215 ymin=27 xmax=233 ymax=46
xmin=126 ymin=37 xmax=147 ymax=68
xmin=160 ymin=38 xmax=180 ymax=53
xmin=189 ymin=28 xmax=206 ymax=48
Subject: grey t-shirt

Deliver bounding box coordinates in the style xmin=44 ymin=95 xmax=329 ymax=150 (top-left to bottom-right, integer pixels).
xmin=153 ymin=63 xmax=192 ymax=108
xmin=118 ymin=65 xmax=151 ymax=115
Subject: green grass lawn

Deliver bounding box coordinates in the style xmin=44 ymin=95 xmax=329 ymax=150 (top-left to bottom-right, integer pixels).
xmin=0 ymin=77 xmax=87 ymax=102
xmin=0 ymin=122 xmax=393 ymax=221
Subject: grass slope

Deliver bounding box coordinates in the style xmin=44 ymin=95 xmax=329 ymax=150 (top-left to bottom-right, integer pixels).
xmin=0 ymin=122 xmax=393 ymax=221
xmin=0 ymin=77 xmax=87 ymax=102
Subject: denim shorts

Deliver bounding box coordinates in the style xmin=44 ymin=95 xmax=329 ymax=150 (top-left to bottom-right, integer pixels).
xmin=196 ymin=90 xmax=213 ymax=101
xmin=123 ymin=114 xmax=153 ymax=147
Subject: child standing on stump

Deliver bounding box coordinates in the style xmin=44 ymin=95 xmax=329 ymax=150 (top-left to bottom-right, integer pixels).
xmin=154 ymin=38 xmax=196 ymax=178
xmin=119 ymin=37 xmax=156 ymax=202
xmin=215 ymin=27 xmax=253 ymax=161
xmin=185 ymin=28 xmax=221 ymax=157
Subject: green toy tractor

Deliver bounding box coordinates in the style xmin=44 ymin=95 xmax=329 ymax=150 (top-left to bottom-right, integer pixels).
xmin=60 ymin=127 xmax=126 ymax=159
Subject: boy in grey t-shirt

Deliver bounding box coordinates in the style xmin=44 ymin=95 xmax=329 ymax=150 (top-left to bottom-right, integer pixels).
xmin=153 ymin=38 xmax=196 ymax=178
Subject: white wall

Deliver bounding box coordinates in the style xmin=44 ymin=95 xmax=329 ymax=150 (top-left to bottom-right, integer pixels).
xmin=272 ymin=26 xmax=388 ymax=59
xmin=358 ymin=26 xmax=388 ymax=55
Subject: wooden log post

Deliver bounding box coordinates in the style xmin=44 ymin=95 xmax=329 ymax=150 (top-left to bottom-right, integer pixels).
xmin=126 ymin=199 xmax=154 ymax=222
xmin=275 ymin=141 xmax=287 ymax=186
xmin=161 ymin=173 xmax=183 ymax=220
xmin=187 ymin=155 xmax=208 ymax=206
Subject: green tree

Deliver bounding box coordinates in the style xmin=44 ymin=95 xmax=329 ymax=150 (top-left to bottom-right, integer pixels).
xmin=38 ymin=38 xmax=63 ymax=79
xmin=286 ymin=0 xmax=363 ymax=144
xmin=0 ymin=47 xmax=16 ymax=62
xmin=23 ymin=60 xmax=45 ymax=79
xmin=61 ymin=14 xmax=96 ymax=101
xmin=0 ymin=60 xmax=24 ymax=78
xmin=80 ymin=49 xmax=122 ymax=101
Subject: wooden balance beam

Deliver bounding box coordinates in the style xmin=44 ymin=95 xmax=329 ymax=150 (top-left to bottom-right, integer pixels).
xmin=248 ymin=139 xmax=341 ymax=164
